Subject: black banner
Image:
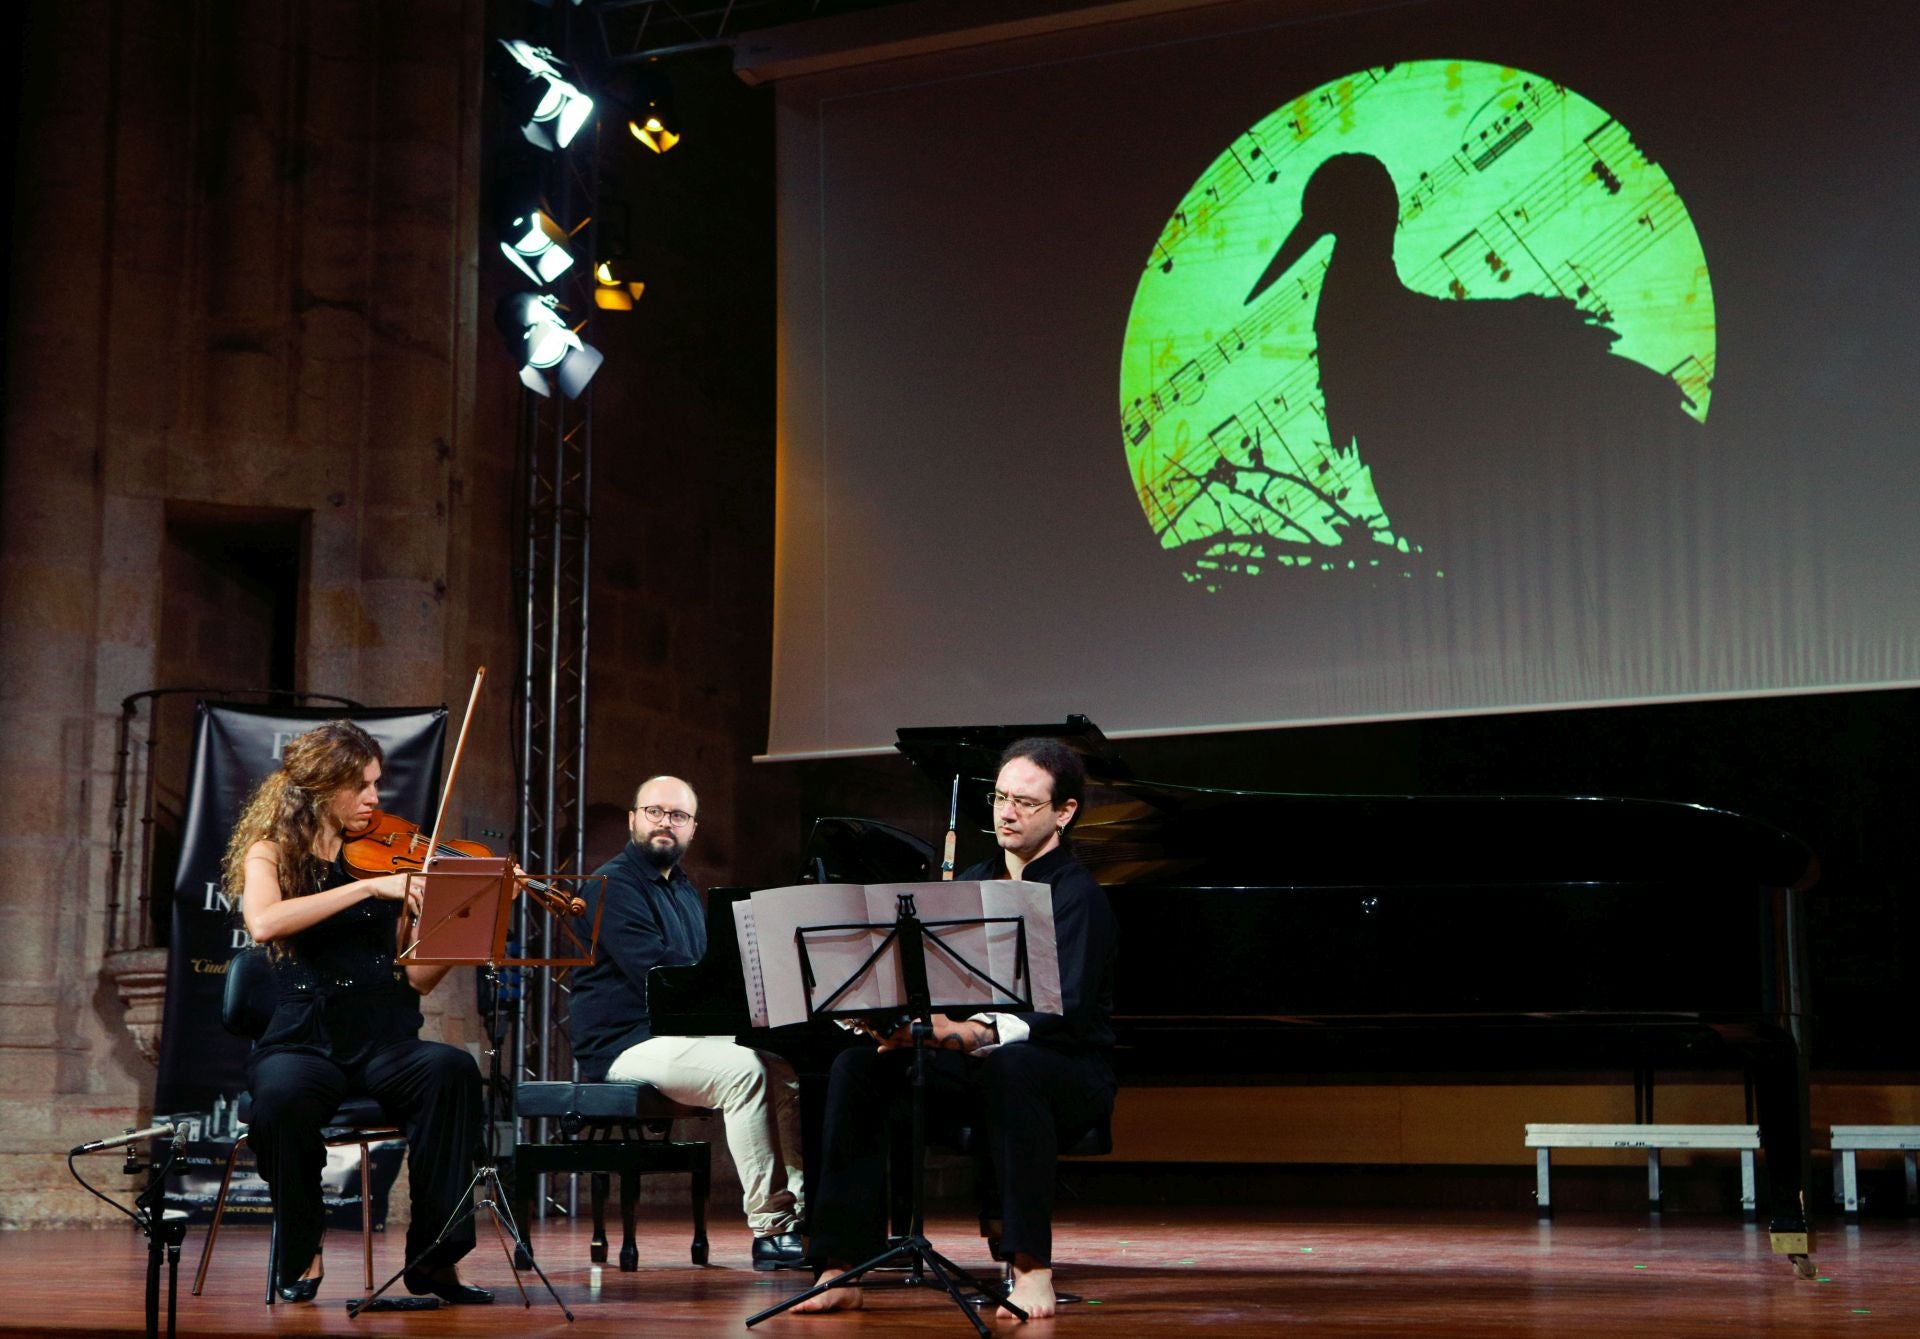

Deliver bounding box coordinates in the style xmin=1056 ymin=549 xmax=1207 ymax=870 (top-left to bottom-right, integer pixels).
xmin=153 ymin=702 xmax=448 ymax=1113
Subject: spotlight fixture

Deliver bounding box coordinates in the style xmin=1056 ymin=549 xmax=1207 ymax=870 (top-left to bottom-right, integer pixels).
xmin=496 ymin=292 xmax=604 ymax=398
xmin=627 ymin=69 xmax=682 ymax=153
xmin=593 ymin=261 xmax=646 ymax=312
xmin=499 ymin=203 xmax=577 ymax=284
xmin=492 ymin=40 xmax=595 ymax=151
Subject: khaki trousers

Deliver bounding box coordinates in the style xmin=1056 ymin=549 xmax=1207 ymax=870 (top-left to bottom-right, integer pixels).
xmin=606 ymin=1034 xmax=804 ymax=1236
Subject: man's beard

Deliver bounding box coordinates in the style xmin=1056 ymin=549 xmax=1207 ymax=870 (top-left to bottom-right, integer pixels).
xmin=640 ymin=832 xmax=685 ymax=870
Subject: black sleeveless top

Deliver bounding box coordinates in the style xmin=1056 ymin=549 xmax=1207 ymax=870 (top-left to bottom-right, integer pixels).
xmin=252 ymin=851 xmax=424 ymax=1069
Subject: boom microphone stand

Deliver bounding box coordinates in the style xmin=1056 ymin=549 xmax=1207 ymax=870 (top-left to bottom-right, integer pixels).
xmin=133 ymin=1133 xmax=189 ymax=1339
xmin=66 ymin=1125 xmax=188 ymax=1339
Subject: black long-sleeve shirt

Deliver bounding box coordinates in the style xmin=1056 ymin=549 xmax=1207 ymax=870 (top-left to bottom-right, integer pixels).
xmin=567 ymin=841 xmax=707 ymax=1081
xmin=960 ymin=843 xmax=1117 ymax=1063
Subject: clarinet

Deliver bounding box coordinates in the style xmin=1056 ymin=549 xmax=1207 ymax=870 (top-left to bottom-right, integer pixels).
xmin=940 ymin=773 xmax=958 ymax=880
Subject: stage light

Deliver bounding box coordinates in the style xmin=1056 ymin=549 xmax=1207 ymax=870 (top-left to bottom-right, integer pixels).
xmin=500 ymin=204 xmax=576 ymax=284
xmin=496 ymin=292 xmax=604 ymax=398
xmin=629 ymin=112 xmax=680 ymax=154
xmin=593 ymin=261 xmax=645 ymax=312
xmin=626 ymin=70 xmax=682 ymax=153
xmin=493 ymin=40 xmax=595 ymax=151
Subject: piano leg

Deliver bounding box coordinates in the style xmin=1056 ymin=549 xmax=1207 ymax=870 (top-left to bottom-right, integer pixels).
xmin=1741 ymin=1030 xmax=1817 ymax=1277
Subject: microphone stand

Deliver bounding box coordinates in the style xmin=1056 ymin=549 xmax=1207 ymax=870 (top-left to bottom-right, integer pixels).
xmin=130 ymin=1132 xmax=188 ymax=1339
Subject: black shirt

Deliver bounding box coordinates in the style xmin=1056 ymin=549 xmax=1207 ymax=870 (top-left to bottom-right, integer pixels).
xmin=960 ymin=843 xmax=1117 ymax=1063
xmin=253 ymin=851 xmax=423 ymax=1069
xmin=568 ymin=841 xmax=708 ymax=1081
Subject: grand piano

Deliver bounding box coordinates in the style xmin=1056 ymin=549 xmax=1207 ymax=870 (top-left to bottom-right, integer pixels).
xmin=652 ymin=716 xmax=1820 ymax=1275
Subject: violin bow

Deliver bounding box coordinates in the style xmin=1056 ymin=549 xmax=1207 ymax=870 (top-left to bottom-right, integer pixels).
xmin=423 ymin=666 xmax=486 ymax=869
xmin=415 ymin=666 xmax=585 ymax=921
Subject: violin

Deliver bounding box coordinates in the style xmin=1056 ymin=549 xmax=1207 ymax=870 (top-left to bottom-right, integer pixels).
xmin=345 ymin=807 xmax=587 ymax=919
xmin=343 ymin=807 xmax=491 ymax=875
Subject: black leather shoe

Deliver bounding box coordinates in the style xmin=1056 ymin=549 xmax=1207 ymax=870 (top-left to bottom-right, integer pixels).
xmin=403 ymin=1267 xmax=493 ymax=1305
xmin=752 ymin=1232 xmax=808 ymax=1271
xmin=275 ymin=1276 xmax=321 ymax=1303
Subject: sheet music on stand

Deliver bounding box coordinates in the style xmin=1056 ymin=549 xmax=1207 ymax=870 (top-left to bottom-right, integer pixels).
xmin=733 ymin=881 xmax=1060 ymax=1028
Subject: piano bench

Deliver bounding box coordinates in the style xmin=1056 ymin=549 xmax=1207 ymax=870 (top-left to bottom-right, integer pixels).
xmin=1829 ymin=1126 xmax=1920 ymax=1220
xmin=1525 ymin=1123 xmax=1761 ymax=1221
xmin=512 ymin=1081 xmax=718 ymax=1270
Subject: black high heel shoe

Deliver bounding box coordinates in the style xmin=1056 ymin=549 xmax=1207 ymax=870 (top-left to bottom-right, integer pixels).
xmin=276 ymin=1251 xmax=323 ymax=1303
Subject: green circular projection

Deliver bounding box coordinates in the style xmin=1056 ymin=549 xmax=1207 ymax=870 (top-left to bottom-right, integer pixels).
xmin=1120 ymin=60 xmax=1714 ymax=586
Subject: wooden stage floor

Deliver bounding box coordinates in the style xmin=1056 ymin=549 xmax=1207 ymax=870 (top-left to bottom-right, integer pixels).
xmin=3 ymin=1206 xmax=1914 ymax=1337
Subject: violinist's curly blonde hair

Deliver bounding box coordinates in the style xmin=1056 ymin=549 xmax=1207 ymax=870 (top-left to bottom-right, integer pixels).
xmin=221 ymin=721 xmax=383 ymax=897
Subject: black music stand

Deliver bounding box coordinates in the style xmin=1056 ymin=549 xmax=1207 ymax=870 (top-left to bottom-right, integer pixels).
xmin=745 ymin=892 xmax=1037 ymax=1338
xmin=347 ymin=857 xmax=602 ymax=1320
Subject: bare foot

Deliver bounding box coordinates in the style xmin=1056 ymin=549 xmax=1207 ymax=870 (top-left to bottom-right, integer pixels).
xmin=789 ymin=1266 xmax=864 ymax=1314
xmin=999 ymin=1259 xmax=1056 ymax=1320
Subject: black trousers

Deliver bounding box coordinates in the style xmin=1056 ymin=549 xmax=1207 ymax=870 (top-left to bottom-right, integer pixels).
xmin=806 ymin=1043 xmax=1113 ymax=1269
xmin=246 ymin=1039 xmax=484 ymax=1284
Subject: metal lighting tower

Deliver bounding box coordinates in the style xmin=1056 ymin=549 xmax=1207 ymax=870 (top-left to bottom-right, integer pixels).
xmin=512 ymin=13 xmax=599 ymax=1217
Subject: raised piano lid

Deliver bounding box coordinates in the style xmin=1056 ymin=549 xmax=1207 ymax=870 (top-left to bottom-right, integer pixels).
xmin=892 ymin=717 xmax=1819 ymax=893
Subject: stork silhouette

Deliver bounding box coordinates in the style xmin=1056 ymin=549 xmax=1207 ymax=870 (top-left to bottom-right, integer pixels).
xmin=1246 ymin=153 xmax=1698 ymax=554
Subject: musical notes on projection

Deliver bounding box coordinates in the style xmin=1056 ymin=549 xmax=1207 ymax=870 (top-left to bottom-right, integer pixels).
xmin=1118 ymin=59 xmax=1716 ymax=588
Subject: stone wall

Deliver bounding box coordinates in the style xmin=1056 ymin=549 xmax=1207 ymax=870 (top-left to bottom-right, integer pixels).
xmin=0 ymin=0 xmax=502 ymax=1227
xmin=0 ymin=0 xmax=794 ymax=1231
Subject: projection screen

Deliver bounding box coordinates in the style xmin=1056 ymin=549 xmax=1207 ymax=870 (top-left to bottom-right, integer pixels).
xmin=764 ymin=0 xmax=1918 ymax=759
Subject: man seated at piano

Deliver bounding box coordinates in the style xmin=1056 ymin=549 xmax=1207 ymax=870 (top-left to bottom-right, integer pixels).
xmin=568 ymin=775 xmax=809 ymax=1270
xmin=796 ymin=737 xmax=1119 ymax=1320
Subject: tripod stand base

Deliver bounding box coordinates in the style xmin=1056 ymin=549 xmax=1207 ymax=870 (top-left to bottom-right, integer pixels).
xmin=345 ymin=1297 xmax=441 ymax=1312
xmin=347 ymin=1165 xmax=573 ymax=1322
xmin=746 ymin=1234 xmax=1021 ymax=1338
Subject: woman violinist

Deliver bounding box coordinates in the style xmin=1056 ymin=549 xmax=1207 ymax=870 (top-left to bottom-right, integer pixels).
xmin=225 ymin=720 xmax=490 ymax=1304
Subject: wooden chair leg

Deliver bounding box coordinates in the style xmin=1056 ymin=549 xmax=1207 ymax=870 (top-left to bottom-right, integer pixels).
xmin=191 ymin=1135 xmax=247 ymax=1297
xmin=590 ymin=1171 xmax=610 ymax=1264
xmin=619 ymin=1170 xmax=639 ymax=1272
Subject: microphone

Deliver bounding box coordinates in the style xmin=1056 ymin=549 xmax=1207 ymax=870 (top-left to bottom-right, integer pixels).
xmin=70 ymin=1122 xmax=178 ymax=1155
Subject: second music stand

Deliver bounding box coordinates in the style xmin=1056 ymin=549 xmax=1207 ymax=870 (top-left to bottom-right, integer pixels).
xmin=746 ymin=890 xmax=1035 ymax=1338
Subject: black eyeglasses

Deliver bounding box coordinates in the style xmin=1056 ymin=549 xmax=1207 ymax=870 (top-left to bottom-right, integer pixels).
xmin=634 ymin=804 xmax=696 ymax=828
